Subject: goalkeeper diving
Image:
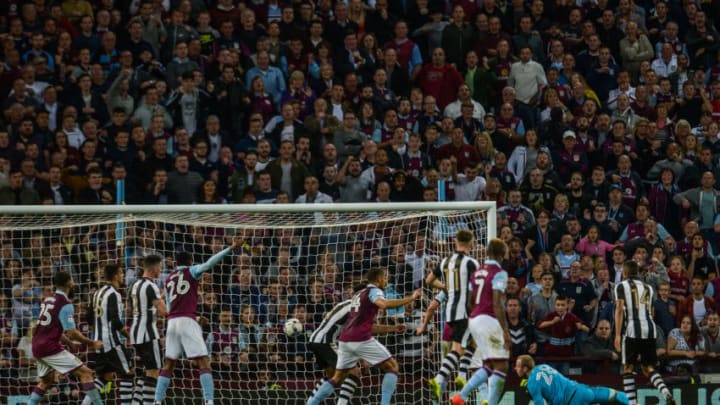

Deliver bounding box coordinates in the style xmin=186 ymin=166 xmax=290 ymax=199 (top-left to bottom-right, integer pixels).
xmin=514 ymin=355 xmax=629 ymax=405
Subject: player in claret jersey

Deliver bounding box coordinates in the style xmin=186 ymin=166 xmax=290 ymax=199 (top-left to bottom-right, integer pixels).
xmin=452 ymin=238 xmax=510 ymax=405
xmin=29 ymin=271 xmax=104 ymax=405
xmin=307 ymin=267 xmax=422 ymax=405
xmin=153 ymin=237 xmax=242 ymax=405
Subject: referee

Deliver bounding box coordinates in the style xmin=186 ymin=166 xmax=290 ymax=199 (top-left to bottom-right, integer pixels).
xmin=614 ymin=261 xmax=676 ymax=405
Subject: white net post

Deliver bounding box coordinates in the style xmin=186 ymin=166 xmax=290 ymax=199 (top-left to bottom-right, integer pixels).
xmin=0 ymin=202 xmax=495 ymax=405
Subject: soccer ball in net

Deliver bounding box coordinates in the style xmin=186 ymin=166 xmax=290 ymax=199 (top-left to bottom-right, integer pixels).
xmin=284 ymin=318 xmax=304 ymax=338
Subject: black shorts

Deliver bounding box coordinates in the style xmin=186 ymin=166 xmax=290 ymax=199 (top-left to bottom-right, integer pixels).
xmin=447 ymin=319 xmax=470 ymax=346
xmin=622 ymin=337 xmax=658 ymax=366
xmin=134 ymin=340 xmax=163 ymax=370
xmin=308 ymin=342 xmax=338 ymax=369
xmin=94 ymin=346 xmax=132 ymax=375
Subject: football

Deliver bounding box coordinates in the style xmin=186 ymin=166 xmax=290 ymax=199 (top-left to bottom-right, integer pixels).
xmin=284 ymin=318 xmax=304 ymax=338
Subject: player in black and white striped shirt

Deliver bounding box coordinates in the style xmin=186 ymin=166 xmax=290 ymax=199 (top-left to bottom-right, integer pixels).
xmin=88 ymin=263 xmax=133 ymax=405
xmin=614 ymin=261 xmax=676 ymax=405
xmin=128 ymin=255 xmax=167 ymax=405
xmin=425 ymin=230 xmax=479 ymax=401
xmin=307 ymin=282 xmax=405 ymax=405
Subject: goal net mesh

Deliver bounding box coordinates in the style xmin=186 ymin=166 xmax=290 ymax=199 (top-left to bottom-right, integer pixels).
xmin=0 ymin=206 xmax=489 ymax=404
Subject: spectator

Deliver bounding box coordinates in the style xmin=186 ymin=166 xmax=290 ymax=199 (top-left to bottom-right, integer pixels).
xmin=443 ymin=84 xmax=485 ymax=122
xmin=11 ymin=269 xmax=40 ymax=335
xmin=166 ymin=71 xmax=213 ymax=137
xmin=0 ymin=170 xmax=40 ymax=205
xmin=132 ymin=86 xmax=173 ymax=130
xmin=418 ymin=48 xmax=463 ymax=110
xmin=655 ymin=282 xmax=678 ymax=338
xmin=246 ymin=51 xmax=286 ymax=107
xmin=238 ymin=303 xmax=265 ymax=363
xmin=508 ymin=46 xmax=547 ymax=106
xmin=507 ymin=296 xmax=537 ymax=358
xmin=581 ymin=319 xmax=620 ymax=374
xmin=205 ymin=307 xmax=239 ymax=374
xmin=685 ymin=234 xmax=718 ymax=281
xmin=76 ymin=167 xmax=113 ymax=204
xmin=537 ymin=295 xmax=590 ymax=372
xmin=674 ymin=172 xmax=720 ymax=244
xmin=528 ymin=271 xmax=558 ymax=354
xmin=295 ymin=176 xmax=332 ymax=205
xmin=558 ymin=261 xmax=597 ymax=329
xmin=166 ymin=155 xmax=203 ymax=204
xmin=701 ymin=312 xmax=720 ymax=372
xmin=266 ymin=140 xmax=312 ymax=201
xmin=189 ymin=140 xmax=216 ymax=179
xmin=677 ymin=276 xmax=716 ymax=327
xmin=666 ymin=315 xmax=706 ymax=374
xmin=575 ymin=225 xmax=616 ymax=258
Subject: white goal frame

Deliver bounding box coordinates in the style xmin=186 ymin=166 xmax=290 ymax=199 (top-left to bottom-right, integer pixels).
xmin=0 ymin=201 xmax=496 ymax=405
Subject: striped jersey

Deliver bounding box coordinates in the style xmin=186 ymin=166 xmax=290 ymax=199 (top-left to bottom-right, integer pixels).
xmin=615 ymin=277 xmax=656 ymax=339
xmin=129 ymin=277 xmax=162 ymax=344
xmin=310 ymin=300 xmax=351 ymax=344
xmin=433 ymin=252 xmax=478 ymax=322
xmin=91 ymin=284 xmax=125 ymax=352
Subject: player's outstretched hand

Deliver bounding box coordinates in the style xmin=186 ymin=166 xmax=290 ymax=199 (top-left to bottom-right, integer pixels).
xmin=92 ymin=340 xmax=103 ymax=350
xmin=415 ymin=325 xmax=426 ymax=336
xmin=396 ymin=324 xmax=407 ymax=333
xmin=412 ymin=289 xmax=423 ymax=299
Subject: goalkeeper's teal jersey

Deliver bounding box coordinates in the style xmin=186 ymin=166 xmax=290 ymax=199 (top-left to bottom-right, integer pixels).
xmin=526 ymin=364 xmax=579 ymax=405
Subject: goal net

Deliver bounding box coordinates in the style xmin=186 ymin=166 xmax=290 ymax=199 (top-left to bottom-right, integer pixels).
xmin=0 ymin=202 xmax=495 ymax=405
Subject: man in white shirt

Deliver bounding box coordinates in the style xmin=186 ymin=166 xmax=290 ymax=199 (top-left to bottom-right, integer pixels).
xmin=650 ymin=43 xmax=678 ymax=79
xmin=507 ymin=46 xmax=547 ymax=105
xmin=455 ymin=164 xmax=486 ymax=201
xmin=442 ymin=84 xmax=485 ymax=121
xmin=295 ymin=176 xmax=333 ymax=204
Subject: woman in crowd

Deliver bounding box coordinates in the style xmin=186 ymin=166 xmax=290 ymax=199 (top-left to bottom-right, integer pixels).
xmin=666 ymin=315 xmax=706 ymax=374
xmin=507 ymin=129 xmax=551 ymax=184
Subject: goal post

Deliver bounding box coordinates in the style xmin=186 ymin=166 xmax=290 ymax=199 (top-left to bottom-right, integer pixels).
xmin=0 ymin=202 xmax=495 ymax=405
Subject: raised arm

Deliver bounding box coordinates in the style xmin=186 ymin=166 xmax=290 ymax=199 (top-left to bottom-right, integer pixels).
xmin=190 ymin=237 xmax=243 ymax=278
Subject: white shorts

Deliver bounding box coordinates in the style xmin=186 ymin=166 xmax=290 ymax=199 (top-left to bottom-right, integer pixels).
xmin=469 ymin=315 xmax=509 ymax=361
xmin=165 ymin=317 xmax=208 ymax=360
xmin=336 ymin=338 xmax=393 ymax=370
xmin=37 ymin=350 xmax=84 ymax=378
xmin=470 ymin=348 xmax=484 ymax=369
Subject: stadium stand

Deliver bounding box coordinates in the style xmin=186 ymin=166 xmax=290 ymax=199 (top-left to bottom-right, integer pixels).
xmin=1 ymin=0 xmax=720 ymax=403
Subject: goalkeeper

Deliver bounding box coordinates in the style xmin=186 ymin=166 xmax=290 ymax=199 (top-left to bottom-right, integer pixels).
xmin=514 ymin=355 xmax=629 ymax=405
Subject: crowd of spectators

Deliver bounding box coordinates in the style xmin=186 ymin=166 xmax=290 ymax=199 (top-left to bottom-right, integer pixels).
xmin=2 ymin=0 xmax=720 ymax=392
